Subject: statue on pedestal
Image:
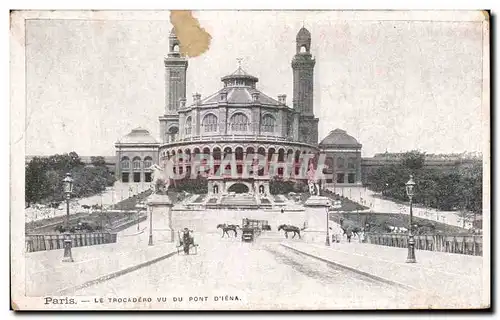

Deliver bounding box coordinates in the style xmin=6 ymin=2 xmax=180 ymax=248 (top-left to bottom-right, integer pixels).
xmin=306 ymin=162 xmax=320 ymax=196
xmin=150 ymin=163 xmax=170 ymax=194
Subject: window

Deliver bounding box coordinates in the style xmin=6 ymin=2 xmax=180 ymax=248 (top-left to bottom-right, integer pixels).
xmin=261 ymin=114 xmax=276 ymax=133
xmin=144 ymin=157 xmax=152 ymax=169
xmin=348 ymin=158 xmax=356 ymax=169
xmin=145 ymin=172 xmax=152 ymax=182
xmin=121 ymin=173 xmax=129 ymax=183
xmin=348 ymin=173 xmax=356 ymax=184
xmin=132 ymin=157 xmax=141 ymax=170
xmin=337 ymin=157 xmax=345 ymax=169
xmin=230 ymin=113 xmax=249 ymax=131
xmin=202 ymin=114 xmax=218 ymax=132
xmin=185 ymin=117 xmax=192 ymax=135
xmin=337 ymin=173 xmax=345 ymax=183
xmin=133 ymin=172 xmax=141 ymax=182
xmin=120 ymin=157 xmax=130 ymax=169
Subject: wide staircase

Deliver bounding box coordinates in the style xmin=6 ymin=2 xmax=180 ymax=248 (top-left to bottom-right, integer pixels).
xmin=220 ymin=194 xmax=257 ymax=207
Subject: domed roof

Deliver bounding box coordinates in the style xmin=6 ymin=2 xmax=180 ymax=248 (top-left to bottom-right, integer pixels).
xmin=296 ymin=27 xmax=311 ymax=40
xmin=221 ymin=66 xmax=259 ymax=83
xmin=117 ymin=127 xmax=159 ymax=144
xmin=194 ymin=66 xmax=282 ymax=107
xmin=319 ymin=129 xmax=362 ymax=148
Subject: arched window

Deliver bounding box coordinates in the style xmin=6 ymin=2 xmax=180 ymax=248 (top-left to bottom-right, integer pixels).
xmin=173 ymin=44 xmax=180 ymax=52
xmin=132 ymin=157 xmax=141 ymax=170
xmin=300 ymin=45 xmax=307 ymax=53
xmin=120 ymin=157 xmax=130 ymax=169
xmin=337 ymin=157 xmax=345 ymax=169
xmin=230 ymin=113 xmax=249 ymax=132
xmin=261 ymin=114 xmax=276 ymax=133
xmin=348 ymin=157 xmax=356 ymax=169
xmin=202 ymin=114 xmax=218 ymax=132
xmin=144 ymin=156 xmax=153 ymax=169
xmin=185 ymin=116 xmax=192 ymax=135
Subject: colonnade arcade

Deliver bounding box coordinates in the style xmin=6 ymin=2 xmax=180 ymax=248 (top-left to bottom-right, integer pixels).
xmin=159 ymin=144 xmax=319 ymax=179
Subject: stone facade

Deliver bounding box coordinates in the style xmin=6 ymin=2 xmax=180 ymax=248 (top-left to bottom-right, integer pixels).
xmin=114 ymin=26 xmax=365 ymax=191
xmin=319 ymin=129 xmax=363 ymax=186
xmin=115 ymin=128 xmax=159 ymax=183
xmin=292 ymin=27 xmax=319 ymax=146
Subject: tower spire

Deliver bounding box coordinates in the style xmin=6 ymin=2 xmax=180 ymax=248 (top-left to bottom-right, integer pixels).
xmin=236 ymin=57 xmax=243 ymax=69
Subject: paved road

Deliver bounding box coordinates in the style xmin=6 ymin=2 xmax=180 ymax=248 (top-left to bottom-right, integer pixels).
xmin=74 ymin=232 xmax=416 ymax=309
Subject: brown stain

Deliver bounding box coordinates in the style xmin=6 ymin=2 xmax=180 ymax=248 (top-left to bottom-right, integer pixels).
xmin=170 ymin=10 xmax=211 ymax=58
xmin=481 ymin=10 xmax=490 ymax=21
xmin=11 ymin=300 xmax=19 ymax=311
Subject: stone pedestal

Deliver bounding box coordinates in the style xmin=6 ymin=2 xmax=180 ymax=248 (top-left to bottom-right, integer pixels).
xmin=304 ymin=195 xmax=331 ymax=207
xmin=147 ymin=194 xmax=174 ymax=243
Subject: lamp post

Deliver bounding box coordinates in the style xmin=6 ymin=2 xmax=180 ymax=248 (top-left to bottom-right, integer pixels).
xmin=148 ymin=206 xmax=153 ymax=246
xmin=405 ymin=175 xmax=416 ymax=263
xmin=325 ymin=201 xmax=331 ymax=246
xmin=137 ymin=209 xmax=141 ymax=231
xmin=62 ymin=173 xmax=74 ymax=262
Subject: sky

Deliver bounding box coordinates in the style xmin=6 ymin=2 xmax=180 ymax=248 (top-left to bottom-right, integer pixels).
xmin=24 ymin=11 xmax=486 ymax=157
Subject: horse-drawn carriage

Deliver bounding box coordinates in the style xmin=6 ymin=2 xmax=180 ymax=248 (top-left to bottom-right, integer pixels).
xmin=241 ymin=219 xmax=268 ymax=242
xmin=177 ymin=228 xmax=199 ymax=255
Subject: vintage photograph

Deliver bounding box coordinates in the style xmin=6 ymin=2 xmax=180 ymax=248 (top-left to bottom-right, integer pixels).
xmin=10 ymin=10 xmax=490 ymax=310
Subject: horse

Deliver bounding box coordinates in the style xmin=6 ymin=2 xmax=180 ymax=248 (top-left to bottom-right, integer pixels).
xmin=217 ymin=224 xmax=240 ymax=238
xmin=278 ymin=224 xmax=306 ymax=239
xmin=339 ymin=218 xmax=362 ymax=238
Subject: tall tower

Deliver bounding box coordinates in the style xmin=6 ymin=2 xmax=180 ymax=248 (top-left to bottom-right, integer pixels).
xmin=292 ymin=27 xmax=319 ymax=145
xmin=159 ymin=28 xmax=188 ymax=144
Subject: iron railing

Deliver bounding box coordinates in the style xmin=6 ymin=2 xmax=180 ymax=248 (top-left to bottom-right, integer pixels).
xmin=25 ymin=232 xmax=117 ymax=253
xmin=365 ymin=233 xmax=483 ymax=256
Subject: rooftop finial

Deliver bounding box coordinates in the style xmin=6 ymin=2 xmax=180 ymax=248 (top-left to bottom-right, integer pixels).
xmin=236 ymin=57 xmax=243 ymax=68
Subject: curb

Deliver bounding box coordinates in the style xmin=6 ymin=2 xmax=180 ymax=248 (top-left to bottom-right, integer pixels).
xmin=57 ymin=249 xmax=178 ymax=295
xmin=120 ymin=227 xmax=147 ymax=237
xmin=280 ymin=243 xmax=417 ymax=291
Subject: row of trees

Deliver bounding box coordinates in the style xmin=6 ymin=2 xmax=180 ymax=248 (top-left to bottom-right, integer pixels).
xmin=25 ymin=153 xmax=116 ymax=207
xmin=366 ymin=151 xmax=482 ymax=214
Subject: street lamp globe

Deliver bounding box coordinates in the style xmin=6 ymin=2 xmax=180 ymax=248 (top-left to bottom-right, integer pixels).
xmin=405 ymin=175 xmax=415 ymax=198
xmin=63 ymin=173 xmax=74 ymax=194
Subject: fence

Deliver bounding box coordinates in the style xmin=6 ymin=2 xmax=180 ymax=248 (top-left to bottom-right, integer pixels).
xmin=25 ymin=232 xmax=117 ymax=253
xmin=365 ymin=233 xmax=482 ymax=256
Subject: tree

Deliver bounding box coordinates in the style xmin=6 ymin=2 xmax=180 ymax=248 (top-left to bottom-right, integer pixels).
xmin=401 ymin=150 xmax=426 ymax=171
xmin=366 ymin=151 xmax=482 ymax=215
xmin=91 ymin=156 xmax=107 ymax=167
xmin=269 ymin=177 xmax=294 ymax=194
xmin=457 ymin=209 xmax=475 ymax=229
xmin=25 ymin=151 xmax=115 ymax=205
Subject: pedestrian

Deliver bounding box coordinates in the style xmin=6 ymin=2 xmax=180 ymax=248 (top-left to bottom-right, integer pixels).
xmin=346 ymin=229 xmax=352 ymax=243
